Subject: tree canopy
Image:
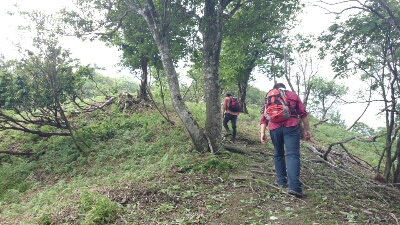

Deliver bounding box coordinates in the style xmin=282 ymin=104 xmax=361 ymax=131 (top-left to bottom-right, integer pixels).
xmin=59 ymin=0 xmax=302 ymax=152
xmin=319 ymin=0 xmax=400 ymax=182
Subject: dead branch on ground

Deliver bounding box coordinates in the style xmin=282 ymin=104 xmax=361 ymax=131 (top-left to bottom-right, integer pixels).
xmin=313 ymin=119 xmax=328 ymax=127
xmin=324 ymin=136 xmax=356 ymax=160
xmin=71 ymin=97 xmax=116 ymax=114
xmin=0 ymin=150 xmax=35 ymax=156
xmin=223 ymin=144 xmax=249 ymax=155
xmin=322 ymin=134 xmax=387 ymax=160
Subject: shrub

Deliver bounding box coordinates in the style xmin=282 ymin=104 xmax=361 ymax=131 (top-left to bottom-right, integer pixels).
xmin=80 ymin=190 xmax=122 ymax=225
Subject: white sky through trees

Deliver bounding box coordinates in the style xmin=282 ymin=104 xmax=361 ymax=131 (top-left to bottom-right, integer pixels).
xmin=252 ymin=1 xmax=383 ymax=130
xmin=0 ymin=0 xmax=130 ymax=77
xmin=0 ymin=0 xmax=384 ymax=129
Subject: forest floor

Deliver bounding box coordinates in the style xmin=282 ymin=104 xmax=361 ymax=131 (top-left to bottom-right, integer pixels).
xmin=1 ymin=101 xmax=400 ymax=225
xmin=80 ymin=137 xmax=400 ymax=224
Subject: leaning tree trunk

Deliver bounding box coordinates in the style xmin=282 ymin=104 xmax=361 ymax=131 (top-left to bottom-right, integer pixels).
xmin=201 ymin=0 xmax=224 ymax=151
xmin=130 ymin=3 xmax=209 ymax=152
xmin=158 ymin=45 xmax=208 ymax=151
xmin=49 ymin=72 xmax=84 ymax=152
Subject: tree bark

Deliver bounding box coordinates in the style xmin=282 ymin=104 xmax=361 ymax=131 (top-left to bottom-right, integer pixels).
xmin=201 ymin=0 xmax=224 ymax=151
xmin=140 ymin=55 xmax=149 ymax=100
xmin=237 ymin=64 xmax=254 ymax=114
xmin=238 ymin=81 xmax=248 ymax=114
xmin=393 ymin=134 xmax=400 ymax=183
xmin=126 ymin=1 xmax=209 ymax=152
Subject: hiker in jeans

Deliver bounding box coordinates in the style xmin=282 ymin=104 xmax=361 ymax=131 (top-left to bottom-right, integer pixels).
xmin=222 ymin=92 xmax=240 ymax=143
xmin=260 ymin=83 xmax=312 ymax=198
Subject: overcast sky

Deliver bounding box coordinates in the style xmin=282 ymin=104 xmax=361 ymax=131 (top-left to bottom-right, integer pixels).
xmin=0 ymin=0 xmax=384 ymax=129
xmin=0 ymin=0 xmax=130 ymax=77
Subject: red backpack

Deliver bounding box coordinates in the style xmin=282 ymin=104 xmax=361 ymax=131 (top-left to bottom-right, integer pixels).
xmin=228 ymin=97 xmax=241 ymax=112
xmin=263 ymin=89 xmax=291 ymax=123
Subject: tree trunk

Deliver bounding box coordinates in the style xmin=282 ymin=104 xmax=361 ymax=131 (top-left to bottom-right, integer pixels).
xmin=393 ymin=135 xmax=400 ymax=183
xmin=134 ymin=4 xmax=209 ymax=152
xmin=238 ymin=81 xmax=248 ymax=114
xmin=237 ymin=64 xmax=254 ymax=114
xmin=201 ymin=0 xmax=224 ymax=151
xmin=383 ymin=80 xmax=395 ymax=181
xmin=49 ymin=71 xmax=84 ymax=152
xmin=140 ymin=56 xmax=149 ymax=100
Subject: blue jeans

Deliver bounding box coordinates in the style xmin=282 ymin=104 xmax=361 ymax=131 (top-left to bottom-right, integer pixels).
xmin=269 ymin=125 xmax=302 ymax=192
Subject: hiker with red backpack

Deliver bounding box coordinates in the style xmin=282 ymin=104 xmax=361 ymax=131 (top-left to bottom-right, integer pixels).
xmin=260 ymin=83 xmax=312 ymax=198
xmin=222 ymin=92 xmax=240 ymax=143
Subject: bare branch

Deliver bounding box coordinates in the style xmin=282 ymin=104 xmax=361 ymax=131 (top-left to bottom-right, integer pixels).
xmin=324 ymin=136 xmax=356 ymax=160
xmin=340 ymin=99 xmax=386 ymax=104
xmin=315 ymin=0 xmax=400 ymax=34
xmin=225 ymin=0 xmax=252 ymax=19
xmin=346 ymin=82 xmax=372 ymax=131
xmin=0 ymin=126 xmax=70 ymax=137
xmin=94 ymin=9 xmax=134 ymax=37
xmin=71 ymin=97 xmax=116 ymax=114
xmin=312 ymin=3 xmax=365 ymax=15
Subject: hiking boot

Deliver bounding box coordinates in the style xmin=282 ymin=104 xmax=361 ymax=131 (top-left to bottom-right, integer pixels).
xmin=288 ymin=189 xmax=307 ymax=198
xmin=274 ymin=180 xmax=287 ymax=188
xmin=230 ymin=137 xmax=236 ymax=143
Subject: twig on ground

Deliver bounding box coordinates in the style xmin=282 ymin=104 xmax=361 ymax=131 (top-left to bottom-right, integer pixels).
xmin=223 ymin=144 xmax=249 ymax=154
xmin=249 ymin=170 xmax=275 ymax=175
xmin=389 ymin=213 xmax=399 ymax=225
xmin=118 ymin=213 xmax=128 ymax=224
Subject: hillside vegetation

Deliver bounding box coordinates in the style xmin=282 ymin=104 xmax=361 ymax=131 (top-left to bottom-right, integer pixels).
xmin=0 ymin=96 xmax=399 ymax=225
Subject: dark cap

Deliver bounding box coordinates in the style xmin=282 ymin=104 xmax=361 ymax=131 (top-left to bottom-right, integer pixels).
xmin=226 ymin=92 xmax=232 ymax=97
xmin=273 ymin=83 xmax=286 ymax=89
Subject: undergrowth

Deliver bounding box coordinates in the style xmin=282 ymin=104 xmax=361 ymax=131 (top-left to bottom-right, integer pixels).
xmin=0 ymin=98 xmax=399 ymax=224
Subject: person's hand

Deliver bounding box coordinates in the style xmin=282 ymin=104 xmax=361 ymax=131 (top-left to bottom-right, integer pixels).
xmin=304 ymin=130 xmax=312 ymax=141
xmin=222 ymin=113 xmax=224 ymax=119
xmin=260 ymin=133 xmax=267 ymax=145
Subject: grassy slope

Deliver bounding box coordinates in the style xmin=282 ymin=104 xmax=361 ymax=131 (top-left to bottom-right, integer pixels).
xmin=0 ymin=100 xmax=399 ymax=225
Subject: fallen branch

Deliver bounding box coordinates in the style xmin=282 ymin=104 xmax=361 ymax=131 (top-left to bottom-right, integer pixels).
xmin=322 ymin=134 xmax=386 ymax=161
xmin=338 ymin=143 xmax=362 ymax=165
xmin=249 ymin=170 xmax=275 ymax=175
xmin=305 ymin=144 xmax=338 ymax=168
xmin=71 ymin=97 xmax=116 ymax=114
xmin=304 ymin=143 xmax=400 ymax=195
xmin=305 ymin=144 xmax=324 ymax=157
xmin=249 ymin=149 xmax=274 ymax=156
xmin=223 ymin=144 xmax=249 ymax=155
xmin=324 ymin=136 xmax=356 ymax=160
xmin=312 ymin=119 xmax=328 ymax=127
xmin=0 ymin=150 xmax=35 ymax=156
xmin=84 ymin=96 xmax=116 ymax=112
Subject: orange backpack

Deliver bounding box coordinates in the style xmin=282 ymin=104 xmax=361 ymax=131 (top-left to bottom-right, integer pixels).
xmin=263 ymin=89 xmax=291 ymax=123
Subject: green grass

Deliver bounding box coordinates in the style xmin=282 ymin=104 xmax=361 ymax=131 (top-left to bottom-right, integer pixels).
xmin=0 ymin=97 xmax=398 ymax=224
